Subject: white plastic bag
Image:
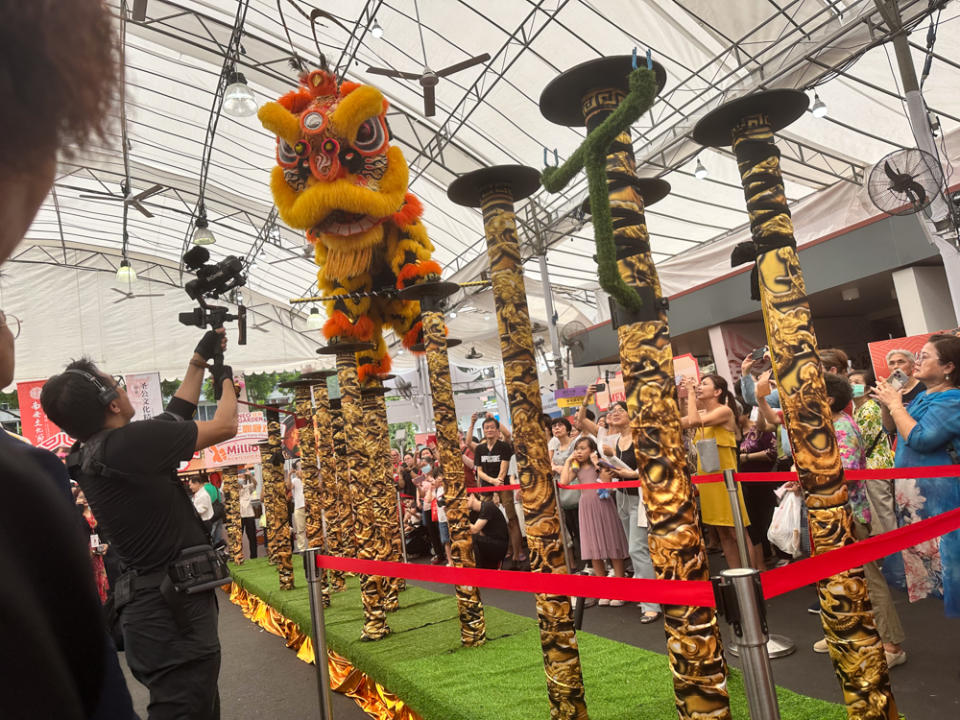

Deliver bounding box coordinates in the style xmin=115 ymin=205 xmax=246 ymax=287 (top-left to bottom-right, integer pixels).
xmin=767 ymin=486 xmax=802 ymax=558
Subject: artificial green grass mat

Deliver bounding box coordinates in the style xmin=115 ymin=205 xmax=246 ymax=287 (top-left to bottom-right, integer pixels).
xmin=230 ymin=558 xmax=845 ymax=720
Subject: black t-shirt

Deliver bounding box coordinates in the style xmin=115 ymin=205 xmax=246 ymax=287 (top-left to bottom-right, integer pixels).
xmin=79 ymin=402 xmax=205 ymax=573
xmin=902 ymin=381 xmax=926 ymax=406
xmin=475 ymin=500 xmax=509 ymax=543
xmin=615 ymin=442 xmax=639 ymax=496
xmin=476 ymin=439 xmax=513 ymax=487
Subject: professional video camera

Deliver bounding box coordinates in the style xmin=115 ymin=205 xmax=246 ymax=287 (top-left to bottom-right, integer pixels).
xmin=178 ymin=245 xmax=247 ymax=398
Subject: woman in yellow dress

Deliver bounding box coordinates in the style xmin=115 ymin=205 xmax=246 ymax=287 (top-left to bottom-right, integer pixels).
xmin=681 ymin=374 xmax=763 ymax=571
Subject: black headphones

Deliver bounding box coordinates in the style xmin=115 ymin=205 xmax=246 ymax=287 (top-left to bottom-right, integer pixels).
xmin=64 ymin=369 xmax=119 ymax=407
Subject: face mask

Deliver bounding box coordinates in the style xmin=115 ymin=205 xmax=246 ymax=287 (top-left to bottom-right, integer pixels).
xmin=852 ymin=384 xmax=865 ymax=398
xmin=422 ymin=464 xmax=432 ymax=475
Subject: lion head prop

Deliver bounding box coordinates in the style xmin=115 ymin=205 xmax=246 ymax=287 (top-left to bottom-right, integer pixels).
xmin=259 ymin=69 xmax=441 ymax=380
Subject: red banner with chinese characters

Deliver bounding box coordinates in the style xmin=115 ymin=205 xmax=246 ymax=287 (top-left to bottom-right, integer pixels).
xmin=16 ymin=380 xmax=75 ymax=453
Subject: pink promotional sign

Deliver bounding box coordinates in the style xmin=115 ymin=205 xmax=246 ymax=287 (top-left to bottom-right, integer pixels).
xmin=16 ymin=380 xmax=75 ymax=453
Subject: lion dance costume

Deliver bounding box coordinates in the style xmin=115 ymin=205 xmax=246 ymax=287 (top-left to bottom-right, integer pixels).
xmin=258 ymin=69 xmax=440 ymax=379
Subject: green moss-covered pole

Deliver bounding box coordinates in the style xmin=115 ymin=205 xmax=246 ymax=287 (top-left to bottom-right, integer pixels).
xmin=539 ymin=59 xmax=730 ymax=718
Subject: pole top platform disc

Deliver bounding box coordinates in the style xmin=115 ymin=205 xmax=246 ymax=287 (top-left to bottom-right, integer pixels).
xmin=360 ymin=385 xmax=389 ymax=398
xmin=277 ymin=378 xmax=317 ymax=389
xmin=300 ymin=369 xmax=338 ymax=380
xmin=396 ymin=280 xmax=460 ymax=302
xmin=410 ymin=337 xmax=463 ymax=352
xmin=540 ymin=55 xmax=667 ymax=128
xmin=316 ymin=340 xmax=375 ymax=355
xmin=447 ymin=165 xmax=541 ymax=208
xmin=378 ymin=374 xmax=397 ymax=381
xmin=579 ymin=176 xmax=671 ymax=216
xmin=692 ymin=89 xmax=809 ymax=148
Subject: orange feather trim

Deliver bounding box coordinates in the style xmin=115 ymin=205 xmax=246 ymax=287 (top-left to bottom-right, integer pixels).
xmin=322 ymin=311 xmax=374 ymax=341
xmin=403 ymin=322 xmax=423 ymax=348
xmin=419 ymin=260 xmax=442 ymax=279
xmin=395 ymin=263 xmax=422 ymax=289
xmin=278 ymin=88 xmax=313 ymax=115
xmin=391 ymin=193 xmax=424 ymax=227
xmin=322 ymin=310 xmax=354 ymax=340
xmin=357 ymin=355 xmax=392 ymax=384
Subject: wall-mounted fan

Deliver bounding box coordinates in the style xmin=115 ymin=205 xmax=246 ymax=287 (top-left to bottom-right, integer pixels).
xmin=364 ymin=0 xmax=488 ymax=116
xmin=394 ymin=377 xmax=415 ymax=401
xmin=866 ymin=148 xmax=945 ymax=217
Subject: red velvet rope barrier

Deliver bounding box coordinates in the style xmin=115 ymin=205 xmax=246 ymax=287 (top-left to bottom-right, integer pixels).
xmin=316 ymin=506 xmax=960 ymax=606
xmin=440 ymin=465 xmax=960 ymax=494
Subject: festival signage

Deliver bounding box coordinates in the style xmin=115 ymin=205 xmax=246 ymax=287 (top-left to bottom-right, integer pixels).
xmin=673 ymin=353 xmax=701 ymax=386
xmin=178 ymin=410 xmax=268 ymax=472
xmin=868 ymin=327 xmax=960 ymax=381
xmin=16 ymin=379 xmax=74 ymax=451
xmin=555 ymin=385 xmax=588 ymax=409
xmin=124 ymin=372 xmax=163 ymax=421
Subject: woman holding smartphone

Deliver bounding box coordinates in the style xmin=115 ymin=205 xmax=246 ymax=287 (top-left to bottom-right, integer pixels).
xmin=561 ymin=437 xmax=628 ymax=605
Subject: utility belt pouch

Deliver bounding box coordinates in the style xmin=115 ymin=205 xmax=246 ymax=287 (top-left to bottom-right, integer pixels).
xmin=113 ymin=571 xmax=136 ymax=611
xmin=168 ymin=545 xmax=230 ymax=595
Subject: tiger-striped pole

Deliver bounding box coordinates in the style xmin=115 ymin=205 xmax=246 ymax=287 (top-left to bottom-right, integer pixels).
xmin=449 ymin=166 xmax=586 ymax=719
xmin=360 ymin=382 xmax=401 ymax=614
xmin=222 ymin=465 xmax=243 ymax=565
xmin=399 ymin=283 xmax=487 ymax=645
xmin=365 ymin=376 xmax=405 ymax=598
xmin=319 ymin=340 xmax=389 ymax=640
xmin=280 ymin=379 xmax=324 ymax=555
xmin=261 ymin=408 xmax=294 ymax=589
xmin=328 ymin=395 xmax=357 ymax=576
xmin=304 ymin=369 xmax=342 ymax=599
xmin=539 ymin=57 xmax=730 ymax=718
xmin=693 ymin=89 xmax=896 ymax=719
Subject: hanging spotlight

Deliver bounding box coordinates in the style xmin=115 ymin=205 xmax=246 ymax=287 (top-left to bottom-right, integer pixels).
xmin=694 ymin=157 xmax=709 ymax=180
xmin=115 ymin=258 xmax=137 ymax=283
xmin=448 ymin=311 xmax=457 ymax=319
xmin=192 ymin=208 xmax=216 ymax=245
xmin=306 ymin=307 xmax=324 ymax=330
xmin=369 ymin=18 xmax=384 ymax=38
xmin=811 ymin=92 xmax=828 ymax=118
xmin=223 ymin=70 xmax=258 ymax=117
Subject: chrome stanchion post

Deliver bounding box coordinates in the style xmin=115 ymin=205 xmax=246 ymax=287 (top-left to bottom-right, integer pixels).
xmin=723 ymin=469 xmax=751 ymax=569
xmin=722 ymin=468 xmax=795 ymax=660
xmin=714 ymin=569 xmax=781 ymax=720
xmin=301 ymin=547 xmax=333 ymax=720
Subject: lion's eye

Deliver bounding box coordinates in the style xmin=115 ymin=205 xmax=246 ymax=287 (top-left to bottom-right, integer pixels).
xmin=354 ymin=118 xmax=386 ymax=155
xmin=277 ymin=139 xmax=298 ymax=167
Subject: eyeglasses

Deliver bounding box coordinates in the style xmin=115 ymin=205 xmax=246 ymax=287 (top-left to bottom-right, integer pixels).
xmin=112 ymin=374 xmax=127 ymax=391
xmin=0 ymin=311 xmax=21 ymax=339
xmin=917 ymin=352 xmax=941 ymax=363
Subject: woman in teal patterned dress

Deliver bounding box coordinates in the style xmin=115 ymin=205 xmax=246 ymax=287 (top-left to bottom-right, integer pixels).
xmin=873 ymin=334 xmax=960 ymax=619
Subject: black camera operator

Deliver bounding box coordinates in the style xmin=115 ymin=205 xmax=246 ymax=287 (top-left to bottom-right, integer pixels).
xmin=40 ymin=329 xmax=239 ymax=720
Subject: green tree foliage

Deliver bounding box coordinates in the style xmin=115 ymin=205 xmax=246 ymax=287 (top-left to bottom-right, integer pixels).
xmin=0 ymin=389 xmax=18 ymax=409
xmin=389 ymin=421 xmax=418 ymax=453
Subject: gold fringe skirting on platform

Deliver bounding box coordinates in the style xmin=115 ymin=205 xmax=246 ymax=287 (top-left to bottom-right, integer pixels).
xmin=227 ymin=583 xmax=423 ymax=720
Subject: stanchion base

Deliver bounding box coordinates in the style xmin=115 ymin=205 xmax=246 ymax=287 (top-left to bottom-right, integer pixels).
xmin=728 ymin=633 xmax=796 ymax=659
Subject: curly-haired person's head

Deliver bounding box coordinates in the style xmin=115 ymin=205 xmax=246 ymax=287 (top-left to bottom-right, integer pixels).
xmin=0 ymin=1 xmax=118 ymax=262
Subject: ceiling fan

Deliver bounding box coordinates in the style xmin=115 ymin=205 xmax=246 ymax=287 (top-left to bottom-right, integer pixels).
xmin=110 ymin=285 xmax=163 ymax=304
xmin=365 ymin=0 xmax=489 ymax=116
xmin=80 ymin=181 xmax=167 ymax=219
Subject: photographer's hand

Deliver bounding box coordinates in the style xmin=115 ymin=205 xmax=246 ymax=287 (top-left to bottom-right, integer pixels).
xmin=176 ymin=328 xmax=227 ymax=408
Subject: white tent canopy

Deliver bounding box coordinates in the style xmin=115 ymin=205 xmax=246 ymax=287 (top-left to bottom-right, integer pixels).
xmin=11 ymin=0 xmax=960 ymax=384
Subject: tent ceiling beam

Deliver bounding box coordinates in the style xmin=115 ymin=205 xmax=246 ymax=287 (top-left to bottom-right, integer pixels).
xmin=175 ymin=0 xmax=250 ymax=276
